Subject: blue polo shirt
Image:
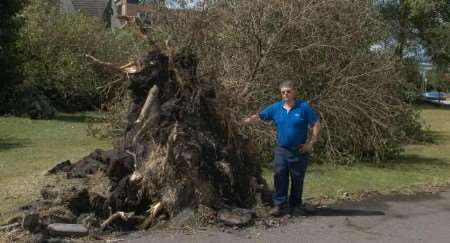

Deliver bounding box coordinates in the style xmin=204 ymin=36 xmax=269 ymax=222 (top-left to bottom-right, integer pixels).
xmin=259 ymin=99 xmax=319 ymax=148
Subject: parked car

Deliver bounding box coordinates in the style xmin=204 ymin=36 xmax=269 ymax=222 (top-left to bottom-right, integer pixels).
xmin=419 ymin=91 xmax=450 ymax=107
xmin=420 ymin=91 xmax=448 ymax=100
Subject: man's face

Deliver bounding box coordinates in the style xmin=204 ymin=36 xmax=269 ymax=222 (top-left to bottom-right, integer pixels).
xmin=280 ymin=86 xmax=295 ymax=102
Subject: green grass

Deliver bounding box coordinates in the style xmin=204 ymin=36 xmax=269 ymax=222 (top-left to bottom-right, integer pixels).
xmin=263 ymin=105 xmax=450 ymax=201
xmin=0 ymin=106 xmax=449 ymax=223
xmin=0 ymin=113 xmax=111 ymax=223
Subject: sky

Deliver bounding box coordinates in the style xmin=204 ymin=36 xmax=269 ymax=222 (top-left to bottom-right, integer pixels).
xmin=166 ymin=0 xmax=201 ymax=9
xmin=129 ymin=0 xmax=201 ymax=9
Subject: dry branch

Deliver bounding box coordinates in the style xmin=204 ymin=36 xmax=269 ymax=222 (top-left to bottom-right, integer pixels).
xmin=155 ymin=0 xmax=422 ymax=163
xmin=85 ymin=54 xmax=137 ymax=74
xmin=0 ymin=223 xmax=20 ymax=232
xmin=100 ymin=212 xmax=134 ymax=230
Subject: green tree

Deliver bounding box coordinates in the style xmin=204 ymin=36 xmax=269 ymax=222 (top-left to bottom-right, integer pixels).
xmin=379 ymin=0 xmax=450 ymax=66
xmin=0 ymin=0 xmax=25 ymax=114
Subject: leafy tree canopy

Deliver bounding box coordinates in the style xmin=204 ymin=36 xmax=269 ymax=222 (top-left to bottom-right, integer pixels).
xmin=379 ymin=0 xmax=450 ymax=66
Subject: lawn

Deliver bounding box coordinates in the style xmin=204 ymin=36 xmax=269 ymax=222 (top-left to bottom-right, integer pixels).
xmin=0 ymin=106 xmax=449 ymax=223
xmin=0 ymin=113 xmax=111 ymax=223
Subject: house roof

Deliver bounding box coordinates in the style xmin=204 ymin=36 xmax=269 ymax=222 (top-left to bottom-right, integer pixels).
xmin=71 ymin=0 xmax=108 ymax=17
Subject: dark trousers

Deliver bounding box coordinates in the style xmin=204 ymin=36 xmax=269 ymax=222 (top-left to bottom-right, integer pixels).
xmin=273 ymin=146 xmax=308 ymax=208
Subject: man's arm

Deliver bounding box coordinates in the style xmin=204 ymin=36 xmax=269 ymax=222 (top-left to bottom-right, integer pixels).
xmin=300 ymin=122 xmax=320 ymax=153
xmin=243 ymin=103 xmax=275 ymax=125
xmin=309 ymin=122 xmax=321 ymax=145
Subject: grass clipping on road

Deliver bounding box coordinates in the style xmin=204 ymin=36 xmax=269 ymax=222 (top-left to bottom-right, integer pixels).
xmin=0 ymin=106 xmax=449 ymax=223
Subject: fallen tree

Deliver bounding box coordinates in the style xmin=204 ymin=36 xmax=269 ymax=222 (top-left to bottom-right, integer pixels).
xmin=142 ymin=0 xmax=425 ymax=164
xmin=8 ymin=49 xmax=267 ymax=241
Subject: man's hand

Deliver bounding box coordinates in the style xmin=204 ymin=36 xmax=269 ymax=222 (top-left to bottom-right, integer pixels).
xmin=241 ymin=117 xmax=252 ymax=125
xmin=299 ymin=142 xmax=314 ymax=154
xmin=240 ymin=114 xmax=260 ymax=125
xmin=300 ymin=122 xmax=320 ymax=153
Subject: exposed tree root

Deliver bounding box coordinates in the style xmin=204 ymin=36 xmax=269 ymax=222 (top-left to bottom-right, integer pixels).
xmin=139 ymin=202 xmax=164 ymax=230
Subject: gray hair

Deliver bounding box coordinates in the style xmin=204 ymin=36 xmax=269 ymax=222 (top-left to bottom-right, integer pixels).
xmin=279 ymin=80 xmax=295 ymax=90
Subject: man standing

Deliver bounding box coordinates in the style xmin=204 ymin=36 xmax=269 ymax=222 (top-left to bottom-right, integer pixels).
xmin=242 ymin=81 xmax=320 ymax=216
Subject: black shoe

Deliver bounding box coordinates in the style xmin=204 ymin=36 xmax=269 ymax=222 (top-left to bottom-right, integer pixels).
xmin=290 ymin=203 xmax=315 ymax=216
xmin=302 ymin=203 xmax=316 ymax=213
xmin=269 ymin=205 xmax=287 ymax=217
xmin=289 ymin=205 xmax=306 ymax=216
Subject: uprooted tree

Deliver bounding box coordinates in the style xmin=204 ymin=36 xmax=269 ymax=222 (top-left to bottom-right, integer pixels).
xmin=140 ymin=0 xmax=424 ymax=164
xmin=112 ymin=48 xmax=265 ymax=224
xmin=24 ymin=48 xmax=267 ymax=237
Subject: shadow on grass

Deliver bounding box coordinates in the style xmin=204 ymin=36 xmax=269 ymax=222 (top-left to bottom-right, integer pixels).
xmin=0 ymin=137 xmax=31 ymax=152
xmin=381 ymin=154 xmax=449 ymax=168
xmin=424 ymin=130 xmax=450 ymax=144
xmin=416 ymin=103 xmax=450 ymax=111
xmin=53 ymin=113 xmax=104 ymax=124
xmin=301 ymin=208 xmax=385 ymax=217
xmin=328 ymin=155 xmax=450 ymax=174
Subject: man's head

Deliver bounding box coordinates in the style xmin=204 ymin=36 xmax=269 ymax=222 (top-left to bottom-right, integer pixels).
xmin=279 ymin=80 xmax=296 ymax=102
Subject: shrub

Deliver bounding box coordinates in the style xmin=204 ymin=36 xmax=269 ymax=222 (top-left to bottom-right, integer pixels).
xmin=16 ymin=0 xmax=149 ymax=112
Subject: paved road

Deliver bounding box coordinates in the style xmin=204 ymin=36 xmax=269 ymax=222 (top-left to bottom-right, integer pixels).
xmin=125 ymin=190 xmax=450 ymax=243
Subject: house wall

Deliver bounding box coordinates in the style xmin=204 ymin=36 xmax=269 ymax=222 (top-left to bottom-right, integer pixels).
xmin=71 ymin=0 xmax=108 ymax=17
xmin=60 ymin=0 xmax=75 ymax=12
xmin=127 ymin=3 xmax=153 ymax=16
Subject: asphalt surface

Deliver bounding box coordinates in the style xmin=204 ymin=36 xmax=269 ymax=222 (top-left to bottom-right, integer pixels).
xmin=125 ymin=189 xmax=450 ymax=243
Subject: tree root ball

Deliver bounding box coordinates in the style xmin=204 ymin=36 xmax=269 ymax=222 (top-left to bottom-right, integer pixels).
xmin=34 ymin=49 xmax=267 ymax=233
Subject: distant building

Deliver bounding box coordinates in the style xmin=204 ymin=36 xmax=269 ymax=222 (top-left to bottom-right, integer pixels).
xmin=59 ymin=0 xmax=152 ymax=29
